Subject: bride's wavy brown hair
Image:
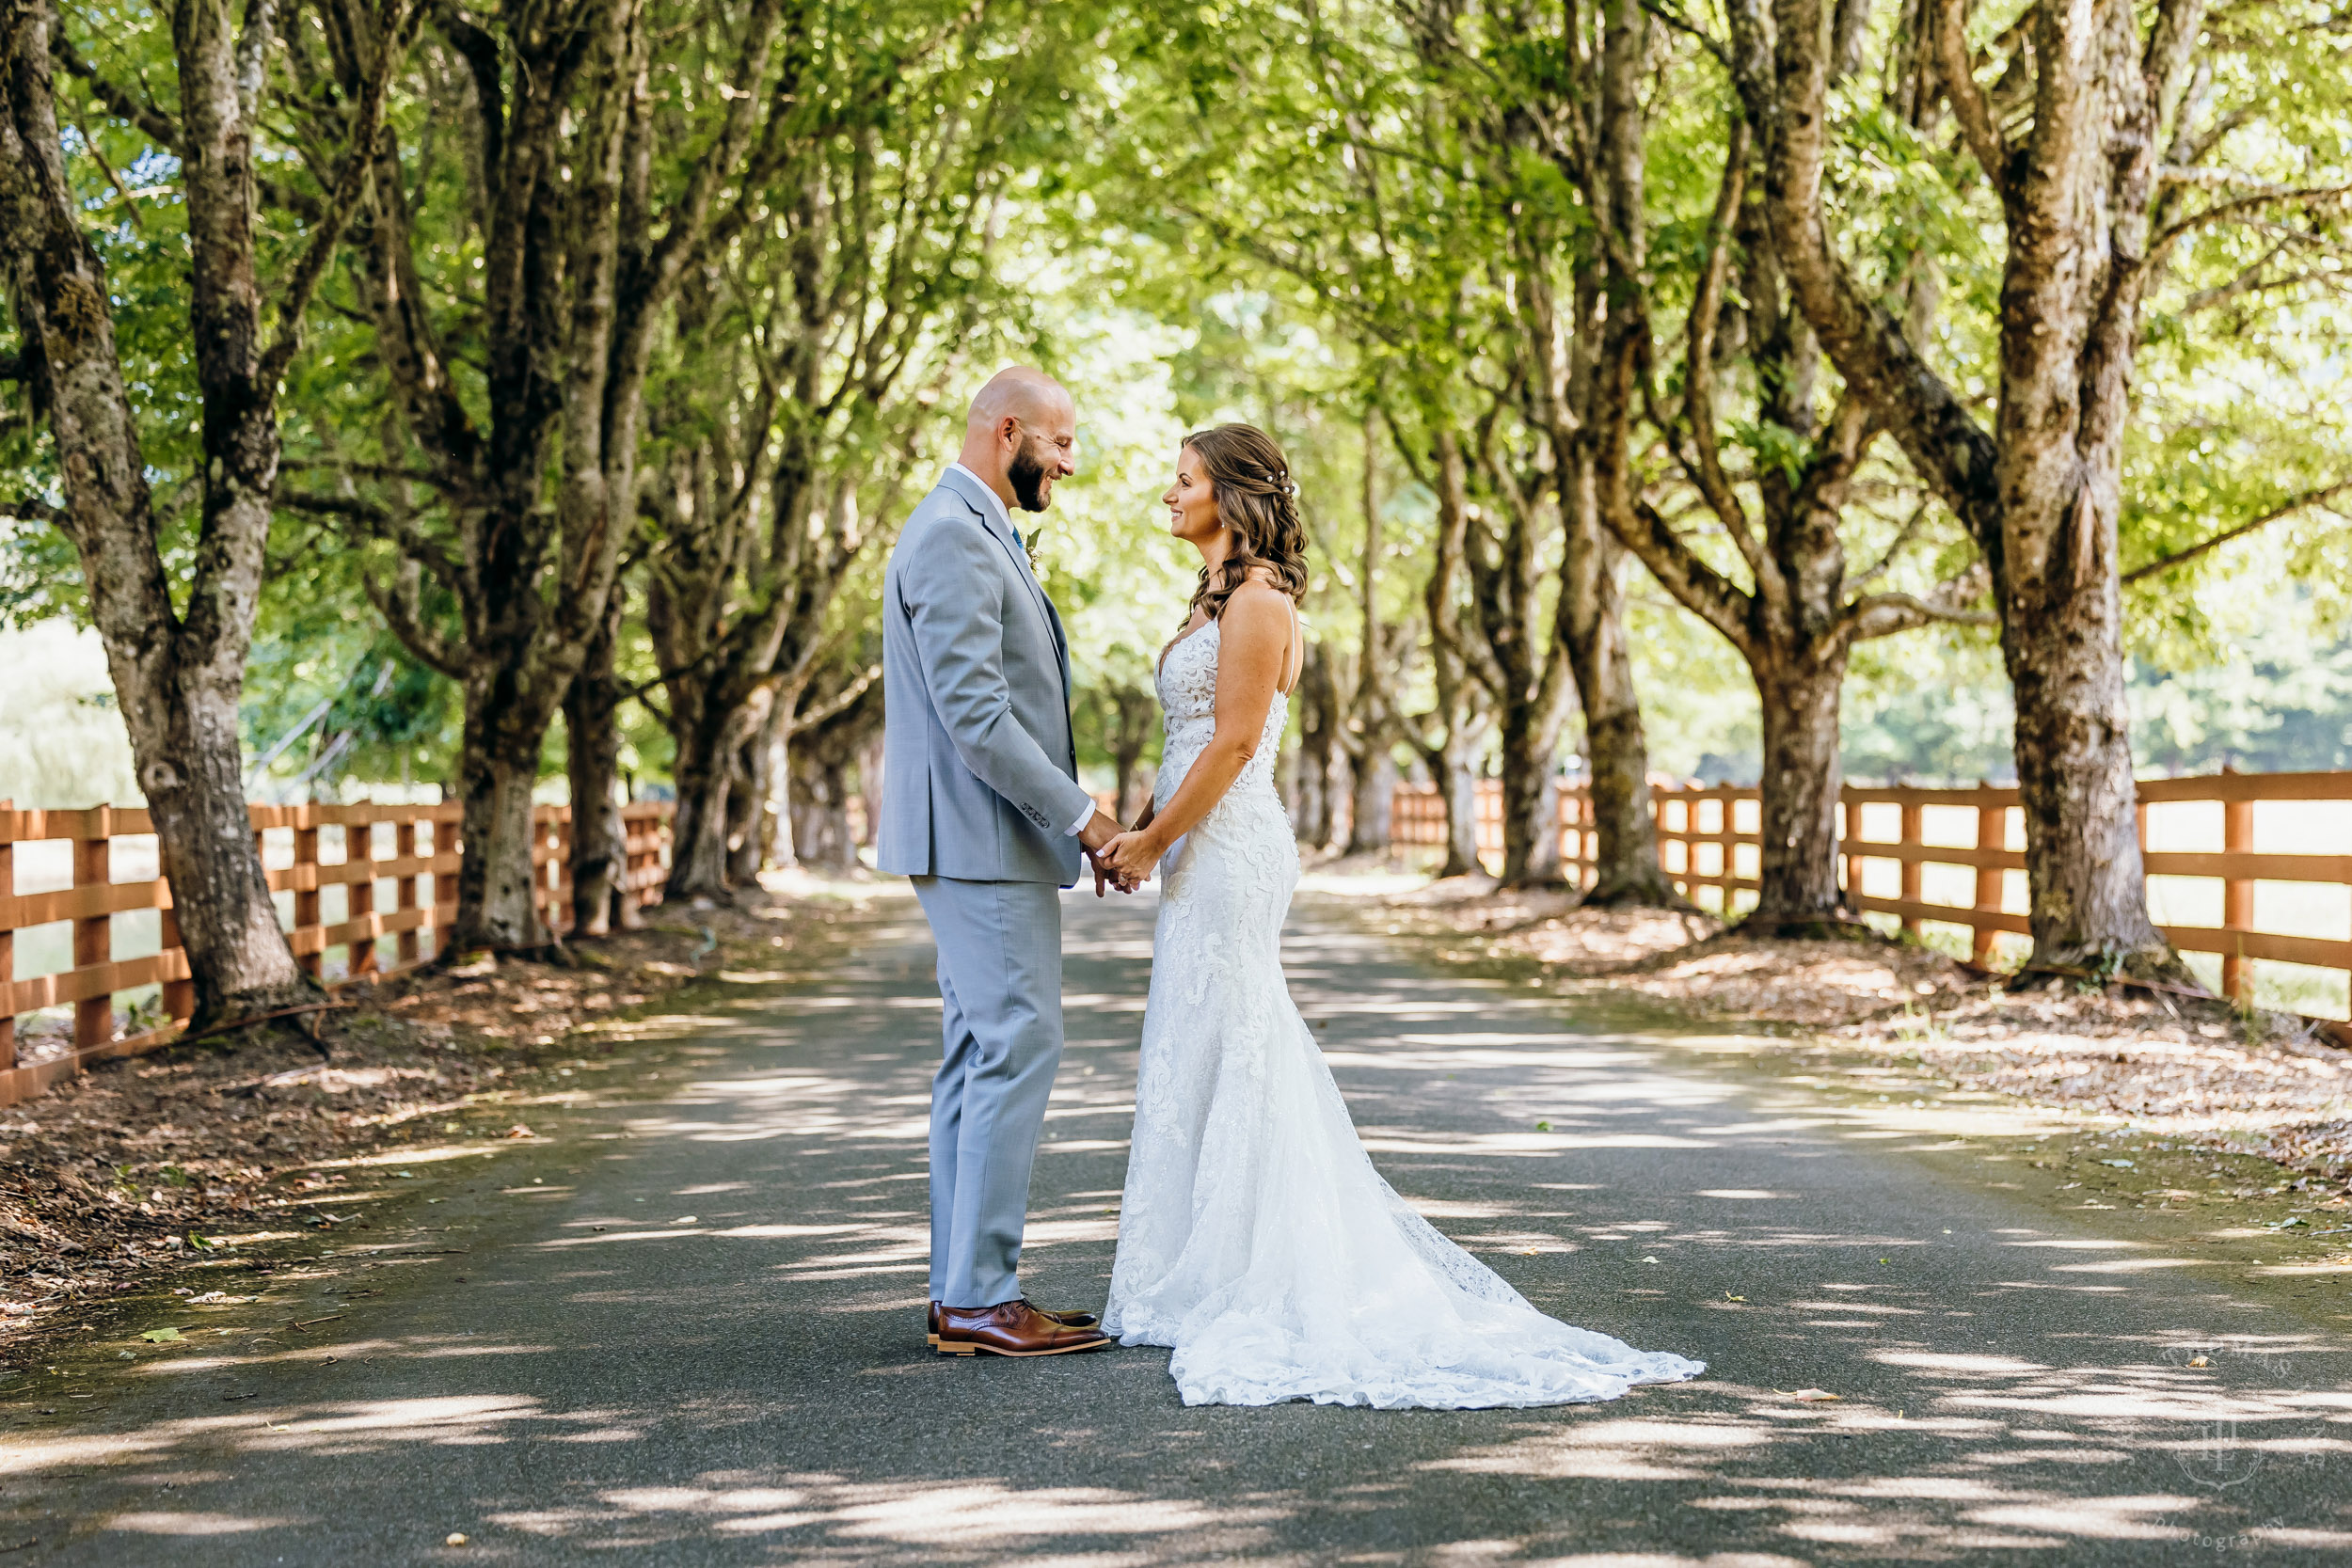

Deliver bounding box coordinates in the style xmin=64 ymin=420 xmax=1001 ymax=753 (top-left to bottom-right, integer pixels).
xmin=1179 ymin=423 xmax=1310 ymax=629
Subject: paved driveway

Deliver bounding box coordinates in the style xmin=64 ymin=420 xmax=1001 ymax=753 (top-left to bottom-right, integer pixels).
xmin=9 ymin=889 xmax=2350 ymax=1563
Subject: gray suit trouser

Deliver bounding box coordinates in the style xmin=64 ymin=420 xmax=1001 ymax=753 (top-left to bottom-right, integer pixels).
xmin=912 ymin=876 xmax=1064 ymax=1308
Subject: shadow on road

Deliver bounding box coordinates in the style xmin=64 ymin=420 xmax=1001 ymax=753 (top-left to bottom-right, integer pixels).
xmin=10 ymin=894 xmax=2352 ymax=1562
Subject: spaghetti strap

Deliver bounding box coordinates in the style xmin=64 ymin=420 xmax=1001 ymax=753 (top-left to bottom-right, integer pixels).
xmin=1279 ymin=598 xmax=1303 ymax=696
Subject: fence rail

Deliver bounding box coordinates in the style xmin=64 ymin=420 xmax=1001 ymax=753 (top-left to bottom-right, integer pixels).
xmin=0 ymin=800 xmax=672 ymax=1107
xmin=1391 ymin=769 xmax=2352 ymax=1017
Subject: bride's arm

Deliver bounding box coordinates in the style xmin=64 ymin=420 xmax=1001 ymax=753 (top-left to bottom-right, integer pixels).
xmin=1100 ymin=587 xmax=1291 ymax=882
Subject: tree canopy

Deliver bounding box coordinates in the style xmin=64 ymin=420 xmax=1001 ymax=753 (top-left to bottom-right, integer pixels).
xmin=4 ymin=0 xmax=2350 ymax=1003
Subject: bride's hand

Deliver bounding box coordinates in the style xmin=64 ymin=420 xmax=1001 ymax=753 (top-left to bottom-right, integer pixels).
xmin=1100 ymin=830 xmax=1159 ymax=889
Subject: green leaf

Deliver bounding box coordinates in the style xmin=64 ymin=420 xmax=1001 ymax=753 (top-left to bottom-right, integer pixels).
xmin=139 ymin=1327 xmax=182 ymax=1343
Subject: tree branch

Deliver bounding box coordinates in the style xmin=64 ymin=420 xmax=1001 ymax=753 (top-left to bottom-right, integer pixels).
xmin=1667 ymin=113 xmax=1769 ymax=585
xmin=1620 ymin=497 xmax=1757 ymax=655
xmin=1931 ymin=0 xmax=2011 ymax=202
xmin=259 ymin=0 xmax=420 ymax=387
xmin=2152 ymin=181 xmax=2352 ymax=261
xmin=50 ymin=31 xmax=182 ymax=150
xmin=276 ymin=486 xmax=465 ymax=594
xmin=2122 ymin=477 xmax=2352 ymax=583
xmin=1848 ymin=561 xmax=1996 ymax=640
xmin=788 ymin=662 xmax=882 ymax=728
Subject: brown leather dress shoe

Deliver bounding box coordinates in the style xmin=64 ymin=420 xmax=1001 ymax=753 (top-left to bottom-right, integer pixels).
xmin=934 ymin=1299 xmax=1114 ymax=1357
xmin=929 ymin=1299 xmax=1101 ymax=1348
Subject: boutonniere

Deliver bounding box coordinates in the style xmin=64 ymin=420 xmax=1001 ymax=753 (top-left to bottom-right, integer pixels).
xmin=1023 ymin=528 xmax=1042 ymax=569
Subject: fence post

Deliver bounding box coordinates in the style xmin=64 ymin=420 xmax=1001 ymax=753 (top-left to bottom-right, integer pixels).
xmin=1834 ymin=795 xmax=1849 ymax=900
xmin=1971 ymin=787 xmax=2001 ymax=968
xmin=73 ymin=812 xmax=111 ymax=1049
xmin=158 ymin=894 xmax=196 ymax=1023
xmin=435 ymin=813 xmax=460 ymax=958
xmin=1577 ymin=788 xmax=1594 ymax=890
xmin=2223 ymin=780 xmax=2254 ymax=1003
xmin=0 ymin=801 xmax=13 ymax=1071
xmin=350 ymin=816 xmax=379 ymax=978
xmin=1900 ymin=801 xmax=1923 ymax=936
xmin=294 ymin=818 xmax=321 ymax=978
xmin=395 ymin=818 xmax=420 ymax=967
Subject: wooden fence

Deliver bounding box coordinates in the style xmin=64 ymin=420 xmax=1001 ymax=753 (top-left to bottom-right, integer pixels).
xmin=1391 ymin=770 xmax=2352 ymax=1016
xmin=0 ymin=800 xmax=672 ymax=1106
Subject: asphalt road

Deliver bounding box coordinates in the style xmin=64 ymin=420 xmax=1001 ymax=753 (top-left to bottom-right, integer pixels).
xmin=9 ymin=887 xmax=2352 ymax=1565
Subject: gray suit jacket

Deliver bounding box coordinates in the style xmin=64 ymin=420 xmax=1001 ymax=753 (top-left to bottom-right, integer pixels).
xmin=877 ymin=467 xmax=1094 ymax=884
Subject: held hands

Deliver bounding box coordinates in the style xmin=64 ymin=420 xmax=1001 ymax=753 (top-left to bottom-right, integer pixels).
xmin=1096 ymin=829 xmax=1160 ymax=890
xmin=1078 ymin=809 xmax=1143 ymax=897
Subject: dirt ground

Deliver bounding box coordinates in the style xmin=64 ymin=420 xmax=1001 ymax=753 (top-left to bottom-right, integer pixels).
xmin=0 ymin=882 xmax=839 ymax=1361
xmin=1375 ymin=874 xmax=2352 ymax=1194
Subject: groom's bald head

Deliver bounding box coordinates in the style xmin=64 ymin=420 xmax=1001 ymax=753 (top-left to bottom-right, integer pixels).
xmin=966 ymin=367 xmax=1069 ymax=435
xmin=958 ymin=366 xmax=1077 ymax=514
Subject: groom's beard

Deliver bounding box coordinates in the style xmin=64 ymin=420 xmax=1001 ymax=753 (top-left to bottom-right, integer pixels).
xmin=1009 ymin=440 xmax=1054 ymax=512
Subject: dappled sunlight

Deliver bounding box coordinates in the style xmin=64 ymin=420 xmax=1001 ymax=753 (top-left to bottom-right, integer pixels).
xmin=25 ymin=893 xmax=2352 ymax=1563
xmin=101 ymin=1510 xmax=303 ymax=1535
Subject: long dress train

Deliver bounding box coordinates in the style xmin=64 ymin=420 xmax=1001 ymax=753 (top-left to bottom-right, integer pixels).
xmin=1103 ymin=619 xmax=1706 ymax=1408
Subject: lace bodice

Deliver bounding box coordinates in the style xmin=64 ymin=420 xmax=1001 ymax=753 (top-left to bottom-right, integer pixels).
xmin=1106 ymin=605 xmax=1705 ymax=1408
xmin=1152 ymin=619 xmax=1288 ymax=816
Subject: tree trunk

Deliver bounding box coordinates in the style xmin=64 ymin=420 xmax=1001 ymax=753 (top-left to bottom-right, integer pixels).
xmin=1439 ymin=748 xmax=1485 ymax=879
xmin=1413 ymin=703 xmax=1488 ymax=881
xmin=451 ymin=702 xmax=549 ymax=952
xmin=789 ymin=748 xmax=859 ymax=871
xmin=1109 ymin=686 xmax=1153 ymax=825
xmin=724 ymin=754 xmax=757 ymax=883
xmin=1496 ymin=697 xmax=1568 ymax=887
xmin=0 ymin=0 xmax=342 ymax=1031
xmin=2000 ymin=512 xmax=2167 ymax=973
xmin=664 ymin=700 xmax=739 ymax=901
xmin=1724 ymin=0 xmax=2197 ymax=979
xmin=1347 ymin=747 xmax=1396 ymax=854
xmin=1560 ymin=488 xmax=1677 ymax=906
xmin=144 ymin=673 xmax=319 ymax=1026
xmin=564 ymin=594 xmax=636 ymax=936
xmin=856 ymin=735 xmax=885 ymax=848
xmin=1751 ymin=652 xmax=1852 ymax=930
xmin=728 ymin=719 xmax=775 ymax=885
xmin=1291 ymin=645 xmax=1340 ymax=848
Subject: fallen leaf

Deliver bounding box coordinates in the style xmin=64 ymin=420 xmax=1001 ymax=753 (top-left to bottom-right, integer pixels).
xmin=1724 ymin=1292 xmax=1745 ymax=1302
xmin=446 ymin=1533 xmax=469 ymax=1547
xmin=1642 ymin=1256 xmax=1660 ymax=1264
xmin=505 ymin=1124 xmax=536 ymax=1139
xmin=1786 ymin=1388 xmax=1841 ymax=1402
xmin=672 ymin=1215 xmax=698 ymax=1225
xmin=2189 ymin=1354 xmax=2211 ymax=1368
xmin=138 ymin=1328 xmax=181 ymax=1343
xmin=1535 ymin=1120 xmax=1553 ymax=1132
xmin=2100 ymin=1159 xmax=2136 ymax=1169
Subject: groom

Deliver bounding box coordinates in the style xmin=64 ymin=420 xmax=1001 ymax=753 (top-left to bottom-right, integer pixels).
xmin=877 ymin=368 xmax=1123 ymax=1358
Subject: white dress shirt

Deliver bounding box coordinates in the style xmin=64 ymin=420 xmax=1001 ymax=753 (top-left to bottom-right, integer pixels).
xmin=947 ymin=463 xmax=1097 ymax=841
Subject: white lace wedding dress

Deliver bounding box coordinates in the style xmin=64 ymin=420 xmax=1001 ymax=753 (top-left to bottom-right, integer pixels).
xmin=1102 ymin=619 xmax=1707 ymax=1408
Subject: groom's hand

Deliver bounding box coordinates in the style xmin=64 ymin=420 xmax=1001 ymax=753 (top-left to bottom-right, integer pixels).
xmin=1076 ymin=809 xmax=1122 ymax=853
xmin=1078 ymin=811 xmax=1133 ymax=897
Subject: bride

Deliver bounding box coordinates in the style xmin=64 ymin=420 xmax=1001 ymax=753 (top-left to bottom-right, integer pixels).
xmin=1093 ymin=424 xmax=1706 ymax=1409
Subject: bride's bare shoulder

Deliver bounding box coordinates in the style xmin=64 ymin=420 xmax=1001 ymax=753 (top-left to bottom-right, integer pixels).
xmin=1219 ymin=578 xmax=1293 ymax=632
